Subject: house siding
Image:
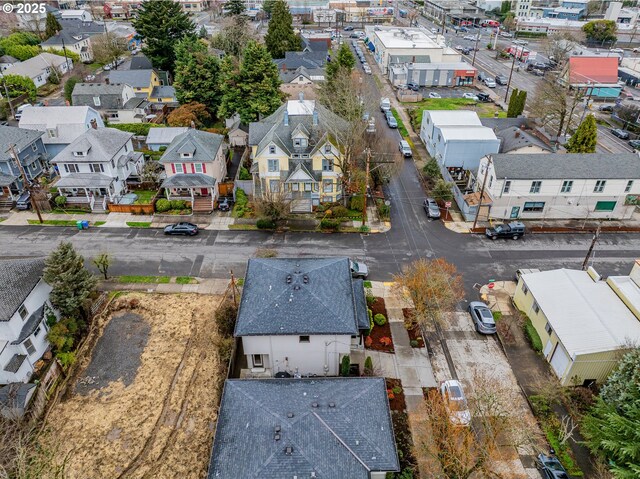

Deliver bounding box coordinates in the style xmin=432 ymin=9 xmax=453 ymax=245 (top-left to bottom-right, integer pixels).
xmin=241 ymin=334 xmax=353 ymax=376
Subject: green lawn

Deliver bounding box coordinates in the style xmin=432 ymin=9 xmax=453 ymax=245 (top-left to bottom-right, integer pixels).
xmin=28 ymin=219 xmax=81 ymax=226
xmin=133 ymin=190 xmax=157 ymax=204
xmin=391 ymin=108 xmax=409 ymax=138
xmin=94 ymin=221 xmax=106 ymax=227
xmin=407 ymin=98 xmax=506 ymax=130
xmin=126 ymin=221 xmax=151 ymax=228
xmin=118 ymin=275 xmax=171 ymax=283
xmin=176 ymin=276 xmax=199 ymax=284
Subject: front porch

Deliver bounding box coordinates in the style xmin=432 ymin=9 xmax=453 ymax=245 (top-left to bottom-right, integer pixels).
xmin=161 ymin=174 xmax=217 ymax=214
xmin=54 ymin=173 xmax=117 ymax=212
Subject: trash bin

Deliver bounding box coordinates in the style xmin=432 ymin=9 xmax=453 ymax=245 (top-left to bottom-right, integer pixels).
xmin=76 ymin=220 xmax=83 ymax=230
xmin=81 ymin=220 xmax=89 ymax=229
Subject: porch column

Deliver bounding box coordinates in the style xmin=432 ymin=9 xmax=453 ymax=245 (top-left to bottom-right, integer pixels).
xmin=83 ymin=188 xmax=89 ymax=198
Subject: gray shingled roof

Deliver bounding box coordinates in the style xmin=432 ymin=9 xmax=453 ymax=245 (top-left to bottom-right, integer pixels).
xmin=130 ymin=55 xmax=154 ymax=70
xmin=158 ymin=129 xmax=224 ymax=164
xmin=40 ymin=30 xmax=91 ymax=47
xmin=55 ymin=173 xmax=114 ymax=188
xmin=0 ymin=382 xmax=36 ymax=411
xmin=58 ymin=18 xmax=106 ymax=36
xmin=496 ymin=126 xmax=553 ymax=154
xmin=52 ymin=128 xmax=132 ymax=165
xmin=108 ymin=69 xmax=155 ymax=89
xmin=150 ymin=85 xmax=176 ymax=99
xmin=234 ymin=258 xmax=361 ymax=336
xmin=490 ymin=152 xmax=640 ymax=180
xmin=72 ymin=82 xmax=130 ymax=110
xmin=146 ymin=127 xmax=188 ymax=145
xmin=0 ymin=172 xmax=17 ymax=187
xmin=353 ymin=279 xmax=370 ymax=330
xmin=11 ymin=306 xmax=44 ymax=345
xmin=273 ymin=51 xmax=327 ymax=70
xmin=3 ymin=355 xmax=27 ymax=374
xmin=161 ymin=173 xmax=216 ymax=188
xmin=0 ymin=125 xmax=45 ymax=161
xmin=0 ymin=259 xmax=45 ymax=322
xmin=208 ymin=378 xmax=400 ymax=479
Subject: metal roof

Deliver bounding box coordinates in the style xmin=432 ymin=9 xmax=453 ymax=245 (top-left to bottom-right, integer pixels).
xmin=161 ymin=173 xmax=216 ymax=188
xmin=159 ymin=129 xmax=224 ymax=165
xmin=0 ymin=259 xmax=45 ymax=322
xmin=207 ymin=378 xmax=400 ymax=478
xmin=423 ymin=109 xmax=483 ymax=127
xmin=55 ymin=173 xmax=114 ymax=188
xmin=146 ymin=127 xmax=188 ymax=145
xmin=439 ymin=125 xmax=498 ymax=141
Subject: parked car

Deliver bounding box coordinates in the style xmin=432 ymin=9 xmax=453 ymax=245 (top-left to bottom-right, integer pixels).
xmin=462 ymin=92 xmax=478 ymax=100
xmin=399 ymin=140 xmax=412 ymax=157
xmin=407 ymin=82 xmax=420 ymax=91
xmin=500 ymin=31 xmax=513 ymax=37
xmin=612 ymin=128 xmax=630 ymax=139
xmin=531 ymin=68 xmax=545 ymax=77
xmin=629 ymin=139 xmax=640 ymax=149
xmin=610 ymin=47 xmax=624 ymax=54
xmin=344 ymin=25 xmax=355 ymax=31
xmin=423 ymin=197 xmax=441 ymax=219
xmin=495 ymin=75 xmax=508 ymax=85
xmin=428 ymin=92 xmax=442 ymax=98
xmin=363 ymin=64 xmax=372 ymax=74
xmin=14 ymin=103 xmax=32 ymax=120
xmin=164 ymin=222 xmax=199 ymax=236
xmin=218 ymin=197 xmax=232 ymax=212
xmin=350 ymin=260 xmax=369 ymax=279
xmin=483 ymin=77 xmax=497 ymax=88
xmin=485 ymin=221 xmax=525 ymax=240
xmin=536 ymin=453 xmax=570 ymax=479
xmin=380 ymin=97 xmax=391 ymax=112
xmin=461 ymin=47 xmax=471 ymax=55
xmin=16 ymin=191 xmax=31 ymax=210
xmin=477 ymin=92 xmax=492 ymax=102
xmin=599 ymin=104 xmax=614 ymax=112
xmin=385 ymin=111 xmax=398 ymax=128
xmin=477 ymin=71 xmax=487 ymax=82
xmin=440 ymin=380 xmax=471 ymax=426
xmin=468 ymin=301 xmax=497 ymax=334
xmin=350 ymin=32 xmax=360 ymax=38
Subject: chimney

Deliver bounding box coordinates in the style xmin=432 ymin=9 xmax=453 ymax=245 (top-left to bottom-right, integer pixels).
xmin=312 ymin=110 xmax=318 ymax=126
xmin=282 ymin=63 xmax=287 ymax=71
xmin=284 ymin=111 xmax=289 ymax=126
xmin=298 ymin=92 xmax=304 ymax=102
xmin=515 ymin=130 xmax=520 ymax=138
xmin=90 ymin=118 xmax=98 ymax=130
xmin=105 ymin=77 xmax=110 ymax=85
xmin=190 ymin=120 xmax=195 ymax=129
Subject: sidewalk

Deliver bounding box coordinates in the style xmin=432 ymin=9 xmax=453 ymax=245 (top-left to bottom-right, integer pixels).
xmin=98 ymin=277 xmax=230 ymax=295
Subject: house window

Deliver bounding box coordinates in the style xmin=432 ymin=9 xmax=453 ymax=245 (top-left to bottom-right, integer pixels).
xmin=561 ymin=180 xmax=573 ymax=193
xmin=31 ymin=143 xmax=38 ymax=152
xmin=175 ymin=163 xmax=184 ymax=173
xmin=18 ymin=304 xmax=28 ymax=320
xmin=625 ymin=180 xmax=633 ymax=192
xmin=545 ymin=322 xmax=552 ymax=334
xmin=292 ymin=183 xmax=299 ymax=192
xmin=294 ymin=139 xmax=301 ymax=147
xmin=523 ymin=201 xmax=545 ymax=212
xmin=194 ymin=163 xmax=203 ymax=173
xmin=532 ymin=301 xmax=540 ymax=314
xmin=304 ymin=183 xmax=312 ymax=192
xmin=488 ymin=176 xmax=493 ymax=189
xmin=34 ymin=323 xmax=42 ymax=337
xmin=269 ymin=180 xmax=280 ymax=192
xmin=324 ymin=144 xmax=331 ymax=154
xmin=529 ymin=181 xmax=542 ymax=193
xmin=64 ymin=164 xmax=80 ymax=173
xmin=595 ymin=201 xmax=616 ymax=212
xmin=90 ymin=163 xmax=104 ymax=173
xmin=522 ymin=283 xmax=529 ymax=295
xmin=252 ymin=354 xmax=263 ymax=367
xmin=322 ymin=159 xmax=333 ymax=171
xmin=268 ymin=159 xmax=279 ymax=172
xmin=299 ymin=335 xmax=310 ymax=343
xmin=594 ymin=180 xmax=606 ymax=193
xmin=323 ymin=180 xmax=333 ymax=193
xmin=93 ymin=96 xmax=101 ymax=107
xmin=503 ymin=180 xmax=511 ymax=194
xmin=269 ymin=145 xmax=276 ymax=154
xmin=47 ymin=128 xmax=57 ymax=138
xmin=124 ymin=144 xmax=128 ymax=152
xmin=24 ymin=339 xmax=36 ymax=356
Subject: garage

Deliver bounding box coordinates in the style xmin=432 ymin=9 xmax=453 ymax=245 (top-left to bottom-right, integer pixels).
xmin=550 ymin=342 xmax=570 ymax=379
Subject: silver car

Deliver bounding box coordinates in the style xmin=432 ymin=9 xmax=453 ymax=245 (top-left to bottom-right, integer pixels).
xmin=468 ymin=301 xmax=497 ymax=334
xmin=350 ymin=260 xmax=369 ymax=279
xmin=423 ymin=197 xmax=441 ymax=219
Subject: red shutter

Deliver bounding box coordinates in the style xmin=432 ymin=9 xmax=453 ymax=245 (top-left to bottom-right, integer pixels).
xmin=202 ymin=163 xmax=207 ymax=173
xmin=171 ymin=163 xmax=176 ymax=174
xmin=191 ymin=163 xmax=195 ymax=174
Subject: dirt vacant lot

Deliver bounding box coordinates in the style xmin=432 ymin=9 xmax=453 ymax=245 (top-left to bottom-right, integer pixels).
xmin=43 ymin=292 xmax=225 ymax=479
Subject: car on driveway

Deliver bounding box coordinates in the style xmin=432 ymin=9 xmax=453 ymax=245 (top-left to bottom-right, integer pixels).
xmin=477 ymin=92 xmax=492 ymax=102
xmin=440 ymin=380 xmax=471 ymax=426
xmin=164 ymin=222 xmax=199 ymax=236
xmin=483 ymin=77 xmax=497 ymax=88
xmin=536 ymin=453 xmax=570 ymax=479
xmin=629 ymin=139 xmax=640 ymax=149
xmin=495 ymin=75 xmax=508 ymax=85
xmin=428 ymin=92 xmax=442 ymax=98
xmin=218 ymin=197 xmax=232 ymax=211
xmin=350 ymin=260 xmax=368 ymax=278
xmin=385 ymin=111 xmax=398 ymax=128
xmin=468 ymin=301 xmax=497 ymax=334
xmin=462 ymin=92 xmax=478 ymax=100
xmin=485 ymin=221 xmax=525 ymax=240
xmin=423 ymin=197 xmax=441 ymax=219
xmin=407 ymin=82 xmax=420 ymax=91
xmin=612 ymin=128 xmax=630 ymax=139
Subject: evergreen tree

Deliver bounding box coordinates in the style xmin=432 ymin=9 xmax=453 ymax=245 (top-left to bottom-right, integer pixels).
xmin=174 ymin=37 xmax=221 ymax=115
xmin=565 ymin=114 xmax=597 ymax=153
xmin=43 ymin=242 xmax=97 ymax=319
xmin=326 ymin=42 xmax=355 ymax=82
xmin=225 ymin=0 xmax=246 ymax=15
xmin=516 ymin=90 xmax=527 ymax=115
xmin=64 ymin=76 xmax=80 ymax=105
xmin=199 ymin=25 xmax=208 ymax=39
xmin=44 ymin=13 xmax=62 ymax=39
xmin=265 ymin=0 xmax=301 ymax=59
xmin=219 ymin=41 xmax=283 ymax=123
xmin=132 ymin=0 xmax=195 ymax=73
xmin=507 ymin=88 xmax=520 ymax=118
xmin=262 ymin=0 xmax=276 ymax=17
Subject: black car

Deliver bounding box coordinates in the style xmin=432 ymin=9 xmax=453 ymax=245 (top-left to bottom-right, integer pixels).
xmin=612 ymin=128 xmax=630 ymax=139
xmin=599 ymin=105 xmax=614 ymax=112
xmin=485 ymin=221 xmax=525 ymax=240
xmin=164 ymin=222 xmax=199 ymax=236
xmin=629 ymin=139 xmax=640 ymax=149
xmin=477 ymin=93 xmax=492 ymax=103
xmin=218 ymin=197 xmax=232 ymax=211
xmin=407 ymin=82 xmax=420 ymax=91
xmin=536 ymin=453 xmax=569 ymax=479
xmin=461 ymin=48 xmax=471 ymax=55
xmin=495 ymin=75 xmax=508 ymax=85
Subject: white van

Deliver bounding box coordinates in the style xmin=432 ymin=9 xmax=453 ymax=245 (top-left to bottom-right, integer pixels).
xmin=14 ymin=104 xmax=32 ymax=120
xmin=399 ymin=140 xmax=412 ymax=157
xmin=380 ymin=97 xmax=391 ymax=112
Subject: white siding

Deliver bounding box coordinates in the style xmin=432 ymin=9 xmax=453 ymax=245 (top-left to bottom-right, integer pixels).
xmin=241 ymin=334 xmax=353 ymax=376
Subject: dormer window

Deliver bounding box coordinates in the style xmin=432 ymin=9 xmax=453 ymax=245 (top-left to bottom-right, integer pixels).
xmin=324 ymin=144 xmax=331 ymax=154
xmin=73 ymin=151 xmax=87 ymax=157
xmin=180 ymin=152 xmax=192 ymax=158
xmin=269 ymin=145 xmax=276 ymax=154
xmin=293 ymin=138 xmax=307 ymax=148
xmin=47 ymin=128 xmax=57 ymax=138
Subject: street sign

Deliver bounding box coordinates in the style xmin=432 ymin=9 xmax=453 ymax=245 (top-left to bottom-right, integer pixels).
xmin=445 ymin=201 xmax=452 ymax=208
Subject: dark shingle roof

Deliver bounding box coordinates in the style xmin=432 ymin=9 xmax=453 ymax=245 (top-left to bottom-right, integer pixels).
xmin=0 ymin=125 xmax=45 ymax=161
xmin=490 ymin=152 xmax=640 ymax=180
xmin=234 ymin=258 xmax=361 ymax=336
xmin=130 ymin=55 xmax=154 ymax=70
xmin=208 ymin=378 xmax=400 ymax=479
xmin=158 ymin=129 xmax=224 ymax=164
xmin=496 ymin=126 xmax=553 ymax=153
xmin=108 ymin=69 xmax=155 ymax=89
xmin=11 ymin=306 xmax=45 ymax=345
xmin=40 ymin=30 xmax=91 ymax=47
xmin=0 ymin=259 xmax=45 ymax=322
xmin=71 ymin=82 xmax=130 ymax=110
xmin=150 ymin=85 xmax=176 ymax=99
xmin=3 ymin=355 xmax=27 ymax=373
xmin=58 ymin=19 xmax=106 ymax=36
xmin=161 ymin=173 xmax=216 ymax=188
xmin=273 ymin=51 xmax=327 ymax=71
xmin=353 ymin=279 xmax=370 ymax=330
xmin=0 ymin=382 xmax=36 ymax=411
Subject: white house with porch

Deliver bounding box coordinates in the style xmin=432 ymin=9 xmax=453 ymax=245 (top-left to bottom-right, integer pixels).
xmin=52 ymin=128 xmax=143 ymax=212
xmin=159 ymin=129 xmax=226 ymax=214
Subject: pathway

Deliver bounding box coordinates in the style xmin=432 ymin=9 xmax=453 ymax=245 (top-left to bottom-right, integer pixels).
xmin=98 ymin=278 xmax=230 ymax=295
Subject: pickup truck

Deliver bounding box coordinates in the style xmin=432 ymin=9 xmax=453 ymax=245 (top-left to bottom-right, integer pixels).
xmin=485 ymin=221 xmax=525 ymax=240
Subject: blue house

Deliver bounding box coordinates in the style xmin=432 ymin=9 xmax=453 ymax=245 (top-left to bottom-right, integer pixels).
xmin=0 ymin=126 xmax=48 ymax=200
xmin=542 ymin=0 xmax=587 ymax=19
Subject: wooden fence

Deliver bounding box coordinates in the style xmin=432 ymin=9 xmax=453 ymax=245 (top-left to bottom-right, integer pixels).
xmin=107 ymin=203 xmax=155 ymax=214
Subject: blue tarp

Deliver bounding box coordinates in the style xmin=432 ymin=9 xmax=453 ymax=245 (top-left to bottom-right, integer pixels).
xmin=368 ymin=42 xmax=375 ymax=52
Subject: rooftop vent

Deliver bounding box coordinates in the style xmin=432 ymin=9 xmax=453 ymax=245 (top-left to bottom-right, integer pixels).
xmin=287 ymin=412 xmax=294 ymax=418
xmin=311 ymin=473 xmax=316 ymax=478
xmin=311 ymin=402 xmax=318 ymax=408
xmin=303 ymin=275 xmax=309 ymax=284
xmin=275 ymin=425 xmax=281 ymax=433
xmin=328 ymin=402 xmax=335 ymax=408
xmin=285 ymin=446 xmax=294 ymax=455
xmin=275 ymin=433 xmax=281 ymax=441
xmin=294 ymin=285 xmax=301 ymax=291
xmin=286 ymin=275 xmax=292 ymax=284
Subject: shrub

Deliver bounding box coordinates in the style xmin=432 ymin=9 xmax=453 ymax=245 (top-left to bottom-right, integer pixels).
xmin=56 ymin=351 xmax=76 ymax=368
xmin=374 ymin=313 xmax=387 ymax=326
xmin=379 ymin=337 xmax=392 ymax=346
xmin=170 ymin=199 xmax=186 ymax=210
xmin=256 ymin=218 xmax=276 ymax=229
xmin=340 ymin=355 xmax=351 ymax=377
xmin=359 ymin=225 xmax=370 ymax=233
xmin=213 ymin=336 xmax=235 ymax=362
xmin=529 ymin=394 xmax=552 ymax=418
xmin=320 ymin=218 xmax=341 ymax=230
xmin=350 ymin=195 xmax=365 ymax=211
xmin=155 ymin=198 xmax=171 ymax=212
xmin=366 ymin=294 xmax=376 ymax=306
xmin=364 ymin=356 xmax=373 ymax=375
xmin=235 ymin=188 xmax=248 ymax=207
xmin=215 ymin=301 xmax=238 ymax=336
xmin=392 ymin=386 xmax=402 ymax=395
xmin=492 ymin=311 xmax=502 ymax=321
xmin=524 ymin=318 xmax=543 ymax=352
xmin=410 ymin=339 xmax=419 ymax=347
xmin=233 ymin=206 xmax=245 ymax=218
xmin=238 ymin=166 xmax=251 ymax=180
xmin=567 ymin=387 xmax=595 ymax=414
xmin=387 ymin=389 xmax=395 ymax=400
xmin=365 ymin=336 xmax=373 ymax=348
xmin=423 ymin=159 xmax=441 ymax=179
xmin=376 ymin=199 xmax=390 ymax=219
xmin=54 ymin=195 xmax=67 ymax=206
xmin=330 ymin=205 xmax=349 ymax=218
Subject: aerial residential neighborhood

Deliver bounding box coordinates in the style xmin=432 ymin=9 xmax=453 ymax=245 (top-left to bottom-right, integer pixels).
xmin=1 ymin=0 xmax=640 ymax=478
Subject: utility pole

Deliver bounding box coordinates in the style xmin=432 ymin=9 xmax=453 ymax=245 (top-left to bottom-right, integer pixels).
xmin=504 ymin=50 xmax=518 ymax=103
xmin=8 ymin=144 xmax=43 ymax=223
xmin=61 ymin=37 xmax=70 ymax=73
xmin=472 ymin=33 xmax=480 ymax=66
xmin=362 ymin=148 xmax=370 ymax=227
xmin=230 ymin=269 xmax=238 ymax=307
xmin=579 ymin=82 xmax=594 ymax=124
xmin=1 ymin=79 xmax=15 ymax=118
xmin=472 ymin=156 xmax=491 ymax=231
xmin=582 ymin=223 xmax=601 ymax=270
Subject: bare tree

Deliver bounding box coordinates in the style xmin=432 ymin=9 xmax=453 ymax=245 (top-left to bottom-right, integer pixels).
xmin=92 ymin=253 xmax=111 ymax=280
xmin=254 ymin=181 xmax=293 ymax=223
xmin=210 ymin=15 xmax=257 ymax=58
xmin=558 ymin=415 xmax=578 ymax=446
xmin=91 ymin=33 xmax=129 ymax=67
xmin=530 ymin=73 xmax=585 ymax=139
xmin=543 ymin=31 xmax=583 ymax=66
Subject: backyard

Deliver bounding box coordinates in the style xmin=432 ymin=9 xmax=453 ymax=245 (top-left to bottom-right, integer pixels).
xmin=40 ymin=292 xmax=226 ymax=479
xmin=407 ymin=98 xmax=507 ymax=130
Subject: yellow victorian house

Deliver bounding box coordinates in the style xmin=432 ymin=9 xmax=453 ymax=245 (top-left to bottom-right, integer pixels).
xmin=248 ymin=95 xmax=347 ymax=212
